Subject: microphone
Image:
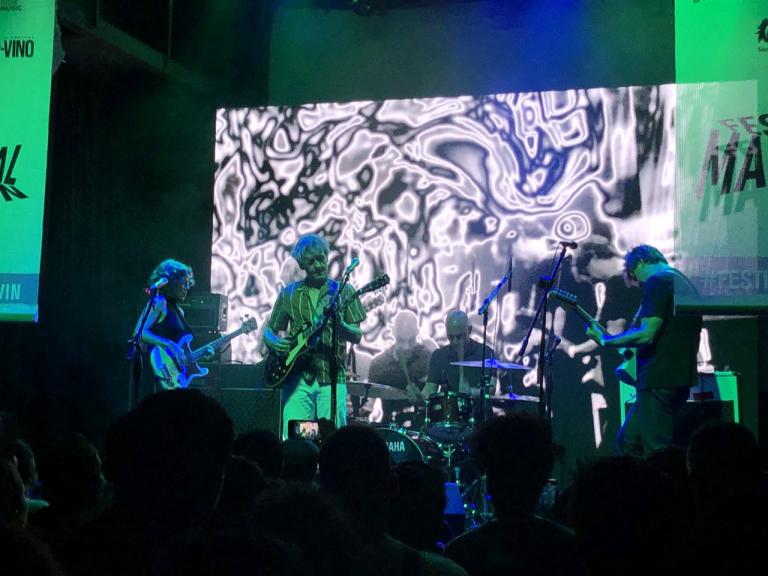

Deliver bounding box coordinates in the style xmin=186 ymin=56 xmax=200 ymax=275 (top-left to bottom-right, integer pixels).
xmin=506 ymin=255 xmax=513 ymax=293
xmin=344 ymin=257 xmax=360 ymax=275
xmin=145 ymin=277 xmax=169 ymax=294
xmin=559 ymin=240 xmax=578 ymax=249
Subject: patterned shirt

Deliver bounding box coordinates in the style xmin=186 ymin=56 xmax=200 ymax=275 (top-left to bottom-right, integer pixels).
xmin=267 ymin=279 xmax=367 ymax=384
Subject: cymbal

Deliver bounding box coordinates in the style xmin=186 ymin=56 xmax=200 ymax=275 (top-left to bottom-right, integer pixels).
xmin=450 ymin=358 xmax=530 ymax=370
xmin=346 ymin=381 xmax=410 ymax=401
xmin=490 ymin=393 xmax=540 ymax=406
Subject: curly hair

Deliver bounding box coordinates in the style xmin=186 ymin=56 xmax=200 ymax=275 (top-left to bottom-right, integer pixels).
xmin=148 ymin=259 xmax=195 ymax=289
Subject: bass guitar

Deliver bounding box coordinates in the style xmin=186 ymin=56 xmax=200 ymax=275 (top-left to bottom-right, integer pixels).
xmin=264 ymin=273 xmax=390 ymax=389
xmin=549 ymin=288 xmax=637 ymax=386
xmin=151 ymin=317 xmax=257 ymax=390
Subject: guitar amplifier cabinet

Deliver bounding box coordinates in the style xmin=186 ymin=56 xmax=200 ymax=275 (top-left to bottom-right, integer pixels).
xmin=193 ymin=386 xmax=281 ymax=436
xmin=178 ymin=293 xmax=230 ymax=364
xmin=179 ymin=293 xmax=228 ymax=333
xmin=620 ymin=372 xmax=739 ymax=446
xmin=192 ymin=362 xmax=279 ymax=436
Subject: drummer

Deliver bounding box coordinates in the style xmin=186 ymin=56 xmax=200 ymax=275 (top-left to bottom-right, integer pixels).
xmin=422 ymin=310 xmax=495 ymax=399
xmin=368 ymin=310 xmax=433 ymax=427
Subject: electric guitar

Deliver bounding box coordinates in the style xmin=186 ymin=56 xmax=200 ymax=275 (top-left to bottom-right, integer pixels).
xmin=549 ymin=288 xmax=637 ymax=386
xmin=150 ymin=317 xmax=257 ymax=390
xmin=264 ymin=274 xmax=390 ymax=389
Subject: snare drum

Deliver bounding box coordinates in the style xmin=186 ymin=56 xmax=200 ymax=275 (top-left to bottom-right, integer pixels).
xmin=424 ymin=392 xmax=475 ymax=442
xmin=375 ymin=426 xmax=442 ymax=465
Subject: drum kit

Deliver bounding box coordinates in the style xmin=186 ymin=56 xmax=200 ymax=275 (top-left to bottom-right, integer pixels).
xmin=347 ymin=358 xmax=532 ymax=528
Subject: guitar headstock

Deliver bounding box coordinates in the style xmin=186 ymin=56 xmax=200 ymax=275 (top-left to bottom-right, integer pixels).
xmin=549 ymin=288 xmax=578 ymax=307
xmin=240 ymin=316 xmax=258 ymax=334
xmin=358 ymin=273 xmax=390 ymax=296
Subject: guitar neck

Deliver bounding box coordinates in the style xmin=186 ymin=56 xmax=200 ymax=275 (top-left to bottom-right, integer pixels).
xmin=189 ymin=327 xmax=245 ymax=361
xmin=569 ymin=304 xmax=609 ymax=334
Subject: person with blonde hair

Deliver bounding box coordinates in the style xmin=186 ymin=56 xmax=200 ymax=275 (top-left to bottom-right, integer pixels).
xmin=264 ymin=235 xmax=366 ymax=438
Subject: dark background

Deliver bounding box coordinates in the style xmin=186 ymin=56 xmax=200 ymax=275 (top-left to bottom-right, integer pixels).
xmin=1 ymin=0 xmax=764 ymax=461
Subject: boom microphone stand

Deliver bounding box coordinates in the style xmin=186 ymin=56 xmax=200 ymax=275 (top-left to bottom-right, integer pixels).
xmin=476 ymin=262 xmax=513 ymax=424
xmin=126 ymin=286 xmax=162 ymax=410
xmin=515 ymin=242 xmax=575 ymax=420
xmin=322 ymin=258 xmax=358 ymax=429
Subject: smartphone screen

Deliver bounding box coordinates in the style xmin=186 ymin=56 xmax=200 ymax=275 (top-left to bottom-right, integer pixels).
xmin=289 ymin=419 xmax=320 ymax=441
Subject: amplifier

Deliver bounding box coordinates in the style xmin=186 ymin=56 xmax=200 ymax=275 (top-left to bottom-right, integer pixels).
xmin=619 ymin=371 xmax=740 ymax=425
xmin=179 ymin=293 xmax=230 ymax=364
xmin=192 ymin=363 xmax=279 ymax=436
xmin=179 ymin=293 xmax=228 ymax=333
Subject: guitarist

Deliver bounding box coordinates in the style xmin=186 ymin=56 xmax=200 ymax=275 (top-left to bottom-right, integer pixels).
xmin=263 ymin=234 xmax=367 ymax=439
xmin=134 ymin=259 xmax=202 ymax=390
xmin=585 ymin=245 xmax=701 ymax=457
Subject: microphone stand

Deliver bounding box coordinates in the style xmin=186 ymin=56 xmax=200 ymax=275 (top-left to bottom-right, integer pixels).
xmin=476 ymin=267 xmax=512 ymax=424
xmin=515 ymin=244 xmax=570 ymax=420
xmin=322 ymin=265 xmax=355 ymax=430
xmin=544 ymin=336 xmax=562 ymax=421
xmin=126 ymin=288 xmax=160 ymax=410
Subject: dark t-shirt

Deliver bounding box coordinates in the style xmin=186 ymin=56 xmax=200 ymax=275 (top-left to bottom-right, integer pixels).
xmin=427 ymin=339 xmax=495 ymax=393
xmin=369 ymin=345 xmax=432 ymax=391
xmin=369 ymin=344 xmax=432 ymax=418
xmin=445 ymin=515 xmax=583 ymax=576
xmin=636 ymin=268 xmax=701 ymax=390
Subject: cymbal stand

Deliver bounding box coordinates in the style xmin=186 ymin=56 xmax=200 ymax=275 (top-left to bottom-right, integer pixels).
xmin=463 ymin=475 xmax=493 ymax=530
xmin=477 ymin=266 xmax=513 ymax=423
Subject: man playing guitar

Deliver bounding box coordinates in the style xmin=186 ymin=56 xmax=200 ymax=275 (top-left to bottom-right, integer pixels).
xmin=585 ymin=245 xmax=701 ymax=457
xmin=263 ymin=234 xmax=367 ymax=439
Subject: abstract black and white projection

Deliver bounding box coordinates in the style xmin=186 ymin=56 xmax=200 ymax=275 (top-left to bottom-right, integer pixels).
xmin=213 ymin=85 xmax=675 ymax=453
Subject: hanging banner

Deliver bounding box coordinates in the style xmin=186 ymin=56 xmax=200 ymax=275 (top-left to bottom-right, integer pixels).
xmin=0 ymin=0 xmax=55 ymax=321
xmin=675 ymin=0 xmax=768 ymax=312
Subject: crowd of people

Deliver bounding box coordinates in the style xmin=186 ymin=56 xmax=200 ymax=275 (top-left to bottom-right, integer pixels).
xmin=1 ymin=388 xmax=765 ymax=576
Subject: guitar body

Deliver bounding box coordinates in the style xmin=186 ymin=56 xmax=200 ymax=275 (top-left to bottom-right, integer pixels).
xmin=550 ymin=288 xmax=638 ymax=387
xmin=149 ymin=334 xmax=209 ymax=390
xmin=264 ymin=274 xmax=391 ymax=389
xmin=264 ymin=329 xmax=313 ymax=389
xmin=148 ymin=317 xmax=257 ymax=391
xmin=615 ymin=348 xmax=637 ymax=386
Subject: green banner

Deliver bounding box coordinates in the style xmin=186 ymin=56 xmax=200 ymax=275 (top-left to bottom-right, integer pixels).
xmin=675 ymin=0 xmax=768 ymax=311
xmin=0 ymin=0 xmax=54 ymax=321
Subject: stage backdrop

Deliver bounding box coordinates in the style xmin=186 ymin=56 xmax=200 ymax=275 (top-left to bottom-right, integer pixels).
xmin=0 ymin=0 xmax=54 ymax=322
xmin=212 ymin=85 xmax=676 ymax=459
xmin=675 ymin=0 xmax=768 ymax=312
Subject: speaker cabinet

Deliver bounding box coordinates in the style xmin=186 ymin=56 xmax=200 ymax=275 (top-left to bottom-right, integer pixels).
xmin=673 ymin=400 xmax=736 ymax=444
xmin=179 ymin=293 xmax=231 ymax=366
xmin=179 ymin=293 xmax=228 ymax=333
xmin=620 ymin=371 xmax=740 ymax=425
xmin=196 ymin=387 xmax=281 ymax=436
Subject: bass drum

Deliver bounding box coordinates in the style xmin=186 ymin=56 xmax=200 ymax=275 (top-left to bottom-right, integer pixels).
xmin=424 ymin=392 xmax=475 ymax=442
xmin=375 ymin=426 xmax=443 ymax=466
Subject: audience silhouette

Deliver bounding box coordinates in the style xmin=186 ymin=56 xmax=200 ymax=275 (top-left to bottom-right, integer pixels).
xmin=445 ymin=414 xmax=582 ymax=576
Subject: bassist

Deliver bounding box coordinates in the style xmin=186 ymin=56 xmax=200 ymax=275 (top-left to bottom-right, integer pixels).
xmin=134 ymin=259 xmax=198 ymax=391
xmin=585 ymin=245 xmax=701 ymax=457
xmin=263 ymin=234 xmax=367 ymax=438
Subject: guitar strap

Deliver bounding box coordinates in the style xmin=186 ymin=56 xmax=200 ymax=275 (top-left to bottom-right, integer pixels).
xmin=174 ymin=301 xmax=194 ymax=334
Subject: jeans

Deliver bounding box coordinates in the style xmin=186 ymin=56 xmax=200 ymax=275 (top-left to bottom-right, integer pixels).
xmin=616 ymin=386 xmax=690 ymax=457
xmin=281 ymin=374 xmax=347 ymax=439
